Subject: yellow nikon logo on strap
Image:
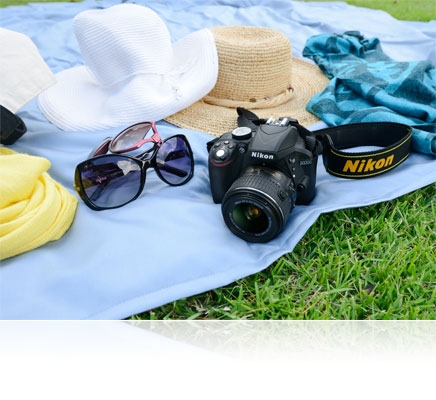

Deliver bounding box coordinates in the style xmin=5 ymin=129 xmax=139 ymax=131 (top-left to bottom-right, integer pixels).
xmin=343 ymin=154 xmax=394 ymax=174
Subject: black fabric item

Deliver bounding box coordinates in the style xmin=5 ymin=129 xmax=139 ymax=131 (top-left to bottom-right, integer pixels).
xmin=0 ymin=105 xmax=27 ymax=145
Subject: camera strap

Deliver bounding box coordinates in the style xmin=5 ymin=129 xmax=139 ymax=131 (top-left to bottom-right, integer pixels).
xmin=236 ymin=107 xmax=412 ymax=179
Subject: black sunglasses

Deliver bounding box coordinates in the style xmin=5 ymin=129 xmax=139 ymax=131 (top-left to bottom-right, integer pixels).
xmin=74 ymin=122 xmax=194 ymax=210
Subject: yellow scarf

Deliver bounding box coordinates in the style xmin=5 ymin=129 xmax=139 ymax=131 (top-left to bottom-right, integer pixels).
xmin=0 ymin=147 xmax=77 ymax=260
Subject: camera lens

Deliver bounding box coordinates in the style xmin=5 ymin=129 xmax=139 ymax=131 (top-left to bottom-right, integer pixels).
xmin=232 ymin=203 xmax=269 ymax=234
xmin=221 ymin=167 xmax=296 ymax=242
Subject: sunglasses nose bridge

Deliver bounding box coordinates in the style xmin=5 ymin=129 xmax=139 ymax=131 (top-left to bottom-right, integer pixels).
xmin=151 ymin=130 xmax=162 ymax=143
xmin=140 ymin=158 xmax=152 ymax=171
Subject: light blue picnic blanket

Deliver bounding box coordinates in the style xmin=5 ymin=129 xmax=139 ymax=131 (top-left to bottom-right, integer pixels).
xmin=303 ymin=31 xmax=436 ymax=155
xmin=1 ymin=0 xmax=435 ymax=319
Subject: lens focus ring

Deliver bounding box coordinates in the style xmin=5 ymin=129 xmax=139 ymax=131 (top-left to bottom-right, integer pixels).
xmin=221 ymin=167 xmax=296 ymax=242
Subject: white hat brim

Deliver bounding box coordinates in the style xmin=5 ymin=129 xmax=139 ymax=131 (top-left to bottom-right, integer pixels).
xmin=38 ymin=29 xmax=218 ymax=131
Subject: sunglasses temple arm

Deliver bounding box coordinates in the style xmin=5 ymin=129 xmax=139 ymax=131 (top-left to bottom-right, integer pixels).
xmin=157 ymin=163 xmax=188 ymax=178
xmin=89 ymin=181 xmax=109 ymax=202
xmin=84 ymin=166 xmax=126 ymax=202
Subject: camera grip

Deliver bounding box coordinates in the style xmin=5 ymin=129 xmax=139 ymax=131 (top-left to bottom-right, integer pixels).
xmin=208 ymin=138 xmax=246 ymax=203
xmin=295 ymin=153 xmax=318 ymax=204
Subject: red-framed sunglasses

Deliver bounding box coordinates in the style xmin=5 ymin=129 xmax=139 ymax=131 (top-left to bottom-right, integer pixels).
xmin=74 ymin=122 xmax=194 ymax=210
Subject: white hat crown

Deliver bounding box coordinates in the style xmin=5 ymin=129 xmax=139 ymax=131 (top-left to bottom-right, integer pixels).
xmin=38 ymin=4 xmax=218 ymax=131
xmin=74 ymin=5 xmax=173 ymax=87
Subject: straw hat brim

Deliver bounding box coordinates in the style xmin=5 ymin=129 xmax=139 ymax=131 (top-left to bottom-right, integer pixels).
xmin=165 ymin=57 xmax=329 ymax=137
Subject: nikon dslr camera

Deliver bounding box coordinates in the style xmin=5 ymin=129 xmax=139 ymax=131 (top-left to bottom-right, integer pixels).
xmin=207 ymin=117 xmax=320 ymax=242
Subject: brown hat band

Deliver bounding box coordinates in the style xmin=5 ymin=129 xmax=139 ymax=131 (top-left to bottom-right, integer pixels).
xmin=202 ymin=86 xmax=295 ymax=109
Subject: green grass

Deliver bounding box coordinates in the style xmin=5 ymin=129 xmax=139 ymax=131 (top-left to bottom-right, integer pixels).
xmin=3 ymin=0 xmax=435 ymax=319
xmin=301 ymin=0 xmax=436 ymax=21
xmin=131 ymin=183 xmax=435 ymax=320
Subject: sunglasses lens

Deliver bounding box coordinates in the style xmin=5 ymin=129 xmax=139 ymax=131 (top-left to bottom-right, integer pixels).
xmin=156 ymin=136 xmax=193 ymax=185
xmin=78 ymin=155 xmax=143 ymax=209
xmin=110 ymin=122 xmax=152 ymax=152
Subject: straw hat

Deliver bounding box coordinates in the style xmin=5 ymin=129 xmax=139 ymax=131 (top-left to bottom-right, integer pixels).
xmin=37 ymin=4 xmax=218 ymax=131
xmin=165 ymin=26 xmax=330 ymax=136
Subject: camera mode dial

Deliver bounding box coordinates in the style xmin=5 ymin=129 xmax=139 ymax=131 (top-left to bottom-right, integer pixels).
xmin=232 ymin=126 xmax=252 ymax=140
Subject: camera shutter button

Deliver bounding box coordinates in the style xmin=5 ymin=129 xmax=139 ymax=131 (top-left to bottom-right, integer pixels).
xmin=215 ymin=149 xmax=227 ymax=160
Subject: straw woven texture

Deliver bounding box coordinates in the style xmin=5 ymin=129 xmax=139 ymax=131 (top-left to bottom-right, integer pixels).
xmin=166 ymin=26 xmax=329 ymax=137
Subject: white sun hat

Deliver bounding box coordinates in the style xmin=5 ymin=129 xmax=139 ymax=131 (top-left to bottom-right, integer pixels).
xmin=0 ymin=27 xmax=56 ymax=113
xmin=37 ymin=4 xmax=218 ymax=131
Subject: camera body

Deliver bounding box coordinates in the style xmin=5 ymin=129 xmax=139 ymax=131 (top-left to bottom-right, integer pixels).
xmin=208 ymin=117 xmax=318 ymax=242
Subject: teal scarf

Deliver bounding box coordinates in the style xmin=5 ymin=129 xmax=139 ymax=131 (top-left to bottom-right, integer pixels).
xmin=303 ymin=31 xmax=436 ymax=156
